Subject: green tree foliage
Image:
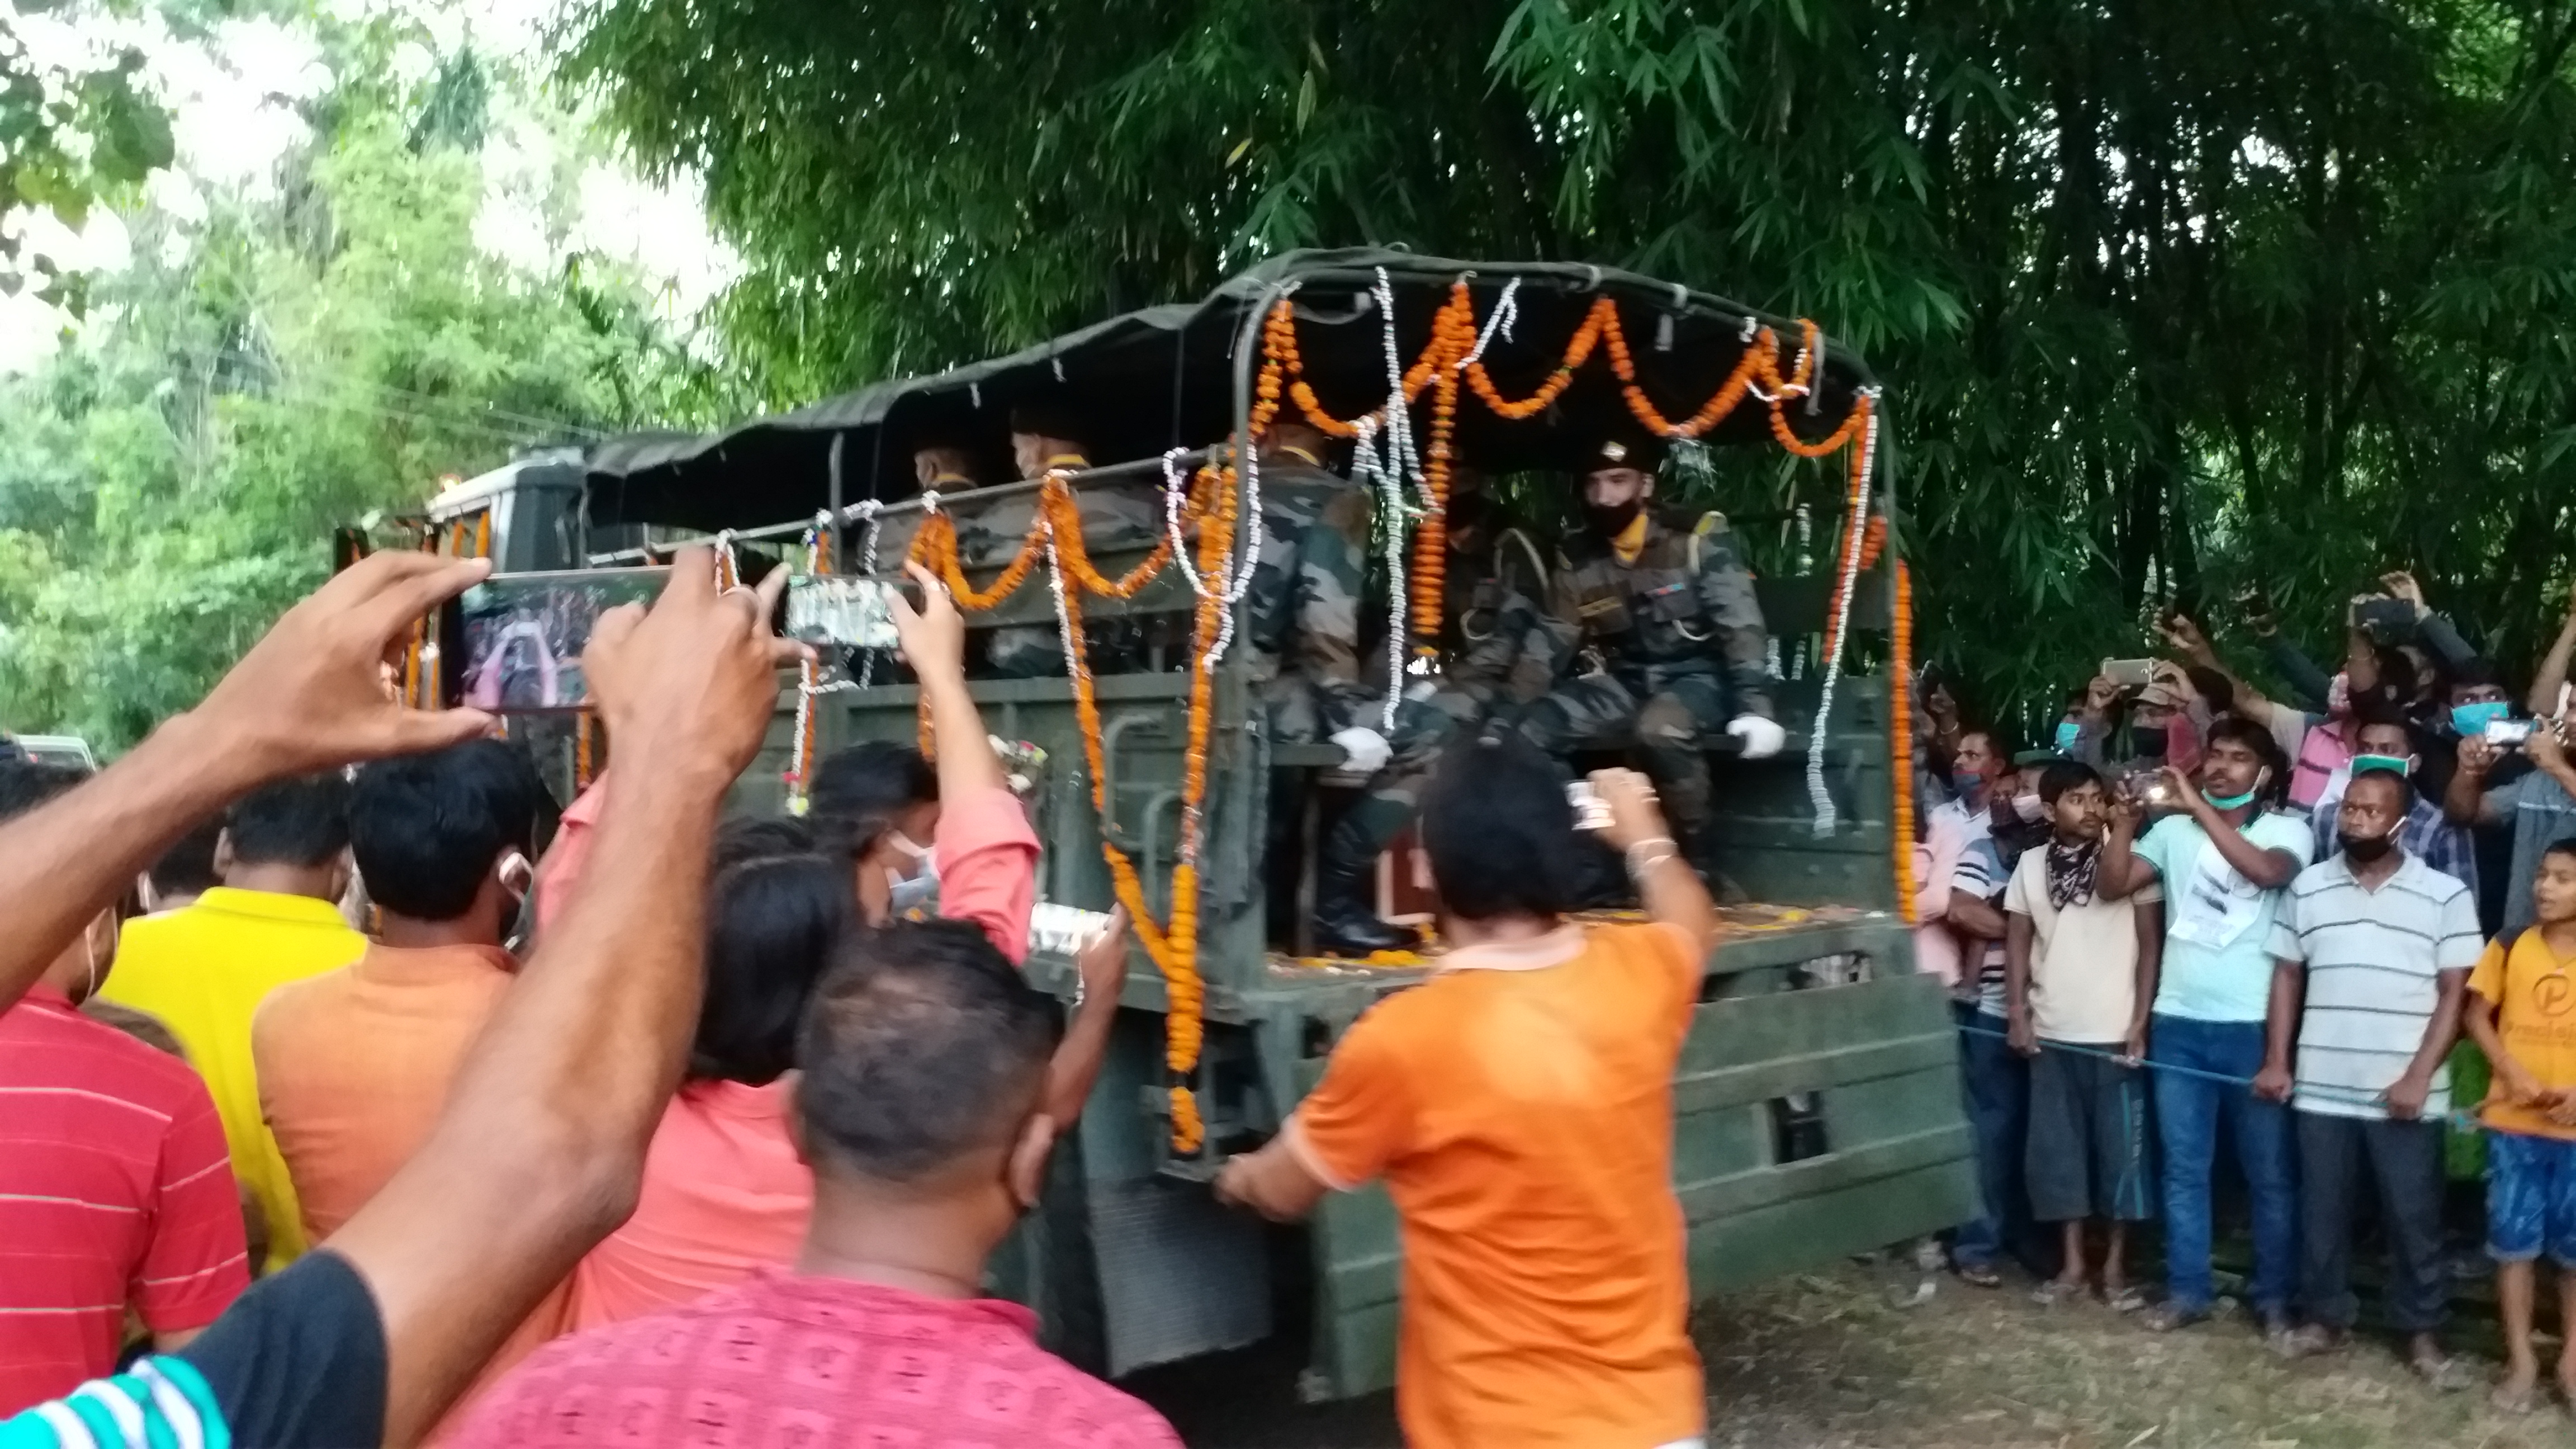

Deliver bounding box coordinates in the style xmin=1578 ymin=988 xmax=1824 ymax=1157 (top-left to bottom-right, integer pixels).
xmin=0 ymin=17 xmax=704 ymax=747
xmin=1 ymin=1 xmax=175 ymax=311
xmin=565 ymin=0 xmax=2576 ymax=725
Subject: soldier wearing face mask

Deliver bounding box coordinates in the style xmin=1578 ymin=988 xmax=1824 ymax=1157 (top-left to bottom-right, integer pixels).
xmin=1516 ymin=427 xmax=1783 ymax=869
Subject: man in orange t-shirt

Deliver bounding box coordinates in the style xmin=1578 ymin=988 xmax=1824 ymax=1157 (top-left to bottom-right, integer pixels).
xmin=2464 ymin=837 xmax=2576 ymax=1409
xmin=253 ymin=739 xmax=563 ymax=1426
xmin=1218 ymin=734 xmax=1715 ymax=1449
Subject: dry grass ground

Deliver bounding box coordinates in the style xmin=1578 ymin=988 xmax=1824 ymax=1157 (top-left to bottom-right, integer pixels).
xmin=1700 ymin=1259 xmax=2560 ymax=1449
xmin=1139 ymin=1258 xmax=2574 ymax=1447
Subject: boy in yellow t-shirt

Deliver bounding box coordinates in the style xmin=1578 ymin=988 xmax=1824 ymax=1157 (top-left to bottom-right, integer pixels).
xmin=2464 ymin=838 xmax=2576 ymax=1409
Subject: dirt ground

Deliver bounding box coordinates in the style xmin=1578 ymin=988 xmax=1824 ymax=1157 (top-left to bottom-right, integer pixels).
xmin=1131 ymin=1257 xmax=2575 ymax=1448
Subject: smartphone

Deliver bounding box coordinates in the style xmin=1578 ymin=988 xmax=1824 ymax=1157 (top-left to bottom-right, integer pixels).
xmin=2485 ymin=718 xmax=2536 ymax=749
xmin=439 ymin=568 xmax=670 ymax=712
xmin=2355 ymin=596 xmax=2417 ymax=643
xmin=2101 ymin=657 xmax=2158 ymax=689
xmin=1030 ymin=902 xmax=1116 ymax=959
xmin=784 ymin=574 xmax=900 ymax=651
xmin=1566 ymin=780 xmax=1613 ymax=832
xmin=2117 ymin=766 xmax=2177 ymax=808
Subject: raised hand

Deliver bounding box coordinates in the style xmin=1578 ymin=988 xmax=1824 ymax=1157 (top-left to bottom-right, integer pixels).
xmin=583 ymin=547 xmax=806 ymax=785
xmin=191 ymin=550 xmax=498 ymax=778
xmin=1589 ymin=767 xmax=1671 ymax=853
xmin=1074 ymin=905 xmax=1133 ymax=1008
xmin=888 ymin=560 xmax=966 ymax=681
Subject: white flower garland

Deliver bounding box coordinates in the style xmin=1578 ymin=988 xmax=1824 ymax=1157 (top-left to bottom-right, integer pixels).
xmin=1805 ymin=387 xmax=1882 ymax=836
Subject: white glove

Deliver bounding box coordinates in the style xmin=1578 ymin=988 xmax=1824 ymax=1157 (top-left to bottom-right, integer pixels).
xmin=1726 ymin=714 xmax=1787 ymax=760
xmin=1329 ymin=726 xmax=1393 ymax=776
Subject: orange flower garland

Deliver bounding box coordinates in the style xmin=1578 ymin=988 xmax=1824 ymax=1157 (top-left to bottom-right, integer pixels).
xmin=823 ymin=278 xmax=1901 ymax=1143
xmin=1407 ymin=284 xmax=1478 ymax=652
xmin=576 ymin=712 xmax=597 ymax=789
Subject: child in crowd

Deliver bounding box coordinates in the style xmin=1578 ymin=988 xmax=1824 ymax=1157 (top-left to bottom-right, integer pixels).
xmin=2464 ymin=837 xmax=2576 ymax=1410
xmin=2005 ymin=761 xmax=2162 ymax=1309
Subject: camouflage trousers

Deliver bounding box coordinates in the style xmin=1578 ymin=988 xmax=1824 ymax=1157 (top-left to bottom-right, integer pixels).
xmin=1514 ymin=667 xmax=1736 ymax=840
xmin=1266 ymin=676 xmax=1459 ymax=864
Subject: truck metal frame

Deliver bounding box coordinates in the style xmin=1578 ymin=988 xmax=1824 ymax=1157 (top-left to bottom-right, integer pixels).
xmin=442 ymin=248 xmax=1974 ymax=1395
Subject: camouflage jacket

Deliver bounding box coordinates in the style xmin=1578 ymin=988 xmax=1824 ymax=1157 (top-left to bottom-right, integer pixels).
xmin=1441 ymin=536 xmax=1575 ymax=707
xmin=1551 ymin=510 xmax=1774 ymax=718
xmin=1243 ymin=458 xmax=1374 ymax=717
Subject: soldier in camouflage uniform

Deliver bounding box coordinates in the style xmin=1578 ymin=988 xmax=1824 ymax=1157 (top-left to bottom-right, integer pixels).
xmin=1515 ymin=428 xmax=1786 ymax=860
xmin=1244 ymin=419 xmax=1456 ymax=954
xmin=953 ymin=402 xmax=1162 ymax=678
xmin=1418 ymin=487 xmax=1572 ymax=730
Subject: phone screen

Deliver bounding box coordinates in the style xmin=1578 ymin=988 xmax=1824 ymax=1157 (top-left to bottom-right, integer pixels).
xmin=784 ymin=574 xmax=899 ymax=651
xmin=439 ymin=568 xmax=670 ymax=712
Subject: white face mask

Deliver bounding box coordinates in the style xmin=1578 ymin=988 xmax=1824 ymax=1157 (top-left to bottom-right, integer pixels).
xmin=2012 ymin=793 xmax=2046 ymax=823
xmin=885 ymin=831 xmax=939 ymax=917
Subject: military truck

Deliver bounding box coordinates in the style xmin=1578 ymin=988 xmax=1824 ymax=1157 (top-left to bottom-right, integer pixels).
xmin=424 ymin=249 xmax=1973 ymax=1398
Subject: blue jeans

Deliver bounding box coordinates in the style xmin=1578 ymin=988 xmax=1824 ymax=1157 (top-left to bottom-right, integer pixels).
xmin=1954 ymin=1002 xmax=2032 ymax=1271
xmin=2151 ymin=1014 xmax=2297 ymax=1315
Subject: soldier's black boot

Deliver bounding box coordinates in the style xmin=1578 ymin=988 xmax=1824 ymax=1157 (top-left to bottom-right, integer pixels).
xmin=1311 ymin=816 xmax=1413 ymax=956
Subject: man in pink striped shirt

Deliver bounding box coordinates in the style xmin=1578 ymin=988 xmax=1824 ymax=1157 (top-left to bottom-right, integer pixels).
xmin=0 ymin=763 xmax=249 ymax=1413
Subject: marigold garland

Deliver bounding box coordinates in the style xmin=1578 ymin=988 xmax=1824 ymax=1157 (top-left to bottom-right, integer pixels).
xmin=837 ymin=280 xmax=1906 ymax=1144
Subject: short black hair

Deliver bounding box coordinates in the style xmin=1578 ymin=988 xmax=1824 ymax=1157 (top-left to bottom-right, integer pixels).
xmin=2450 ymin=657 xmax=2506 ymax=694
xmin=0 ymin=760 xmax=87 ymax=825
xmin=2544 ymin=836 xmax=2576 ymax=867
xmin=2038 ymin=759 xmax=2102 ymax=806
xmin=694 ymin=851 xmax=853 ymax=1085
xmin=1422 ymin=731 xmax=1583 ymax=921
xmin=795 ymin=920 xmax=1057 ymax=1183
xmin=148 ymin=820 xmax=225 ymax=900
xmin=348 ymin=742 xmax=541 ymax=921
xmin=809 ymin=742 xmax=936 ymax=825
xmin=2182 ymin=665 xmax=2236 ymax=714
xmin=225 ymin=774 xmax=352 ymax=868
xmin=711 ymin=816 xmax=817 ymax=877
xmin=2342 ymin=766 xmax=2413 ymax=814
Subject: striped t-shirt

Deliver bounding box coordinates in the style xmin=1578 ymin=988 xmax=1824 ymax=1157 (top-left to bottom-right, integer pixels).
xmin=2267 ymin=850 xmax=2482 ymax=1120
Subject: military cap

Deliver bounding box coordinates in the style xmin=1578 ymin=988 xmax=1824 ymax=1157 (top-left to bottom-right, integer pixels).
xmin=1584 ymin=423 xmax=1667 ymax=473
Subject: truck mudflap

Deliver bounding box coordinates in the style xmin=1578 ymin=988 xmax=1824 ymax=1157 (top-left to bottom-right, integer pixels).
xmin=1296 ymin=966 xmax=1973 ymax=1401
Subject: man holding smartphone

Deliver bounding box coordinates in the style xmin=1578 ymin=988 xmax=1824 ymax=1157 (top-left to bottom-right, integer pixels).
xmin=2446 ymin=721 xmax=2576 ymax=934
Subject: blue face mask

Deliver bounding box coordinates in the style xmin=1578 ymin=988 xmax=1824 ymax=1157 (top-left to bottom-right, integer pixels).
xmin=2053 ymin=719 xmax=2082 ymax=753
xmin=2203 ymin=788 xmax=2258 ymax=811
xmin=1950 ymin=770 xmax=1985 ymax=798
xmin=2452 ymin=700 xmax=2511 ymax=737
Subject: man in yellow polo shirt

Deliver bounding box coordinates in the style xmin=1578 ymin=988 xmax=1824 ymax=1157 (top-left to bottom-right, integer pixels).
xmin=101 ymin=774 xmax=362 ymax=1273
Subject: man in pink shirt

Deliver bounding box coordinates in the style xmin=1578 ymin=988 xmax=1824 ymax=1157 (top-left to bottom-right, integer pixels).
xmin=453 ymin=874 xmax=1176 ymax=1445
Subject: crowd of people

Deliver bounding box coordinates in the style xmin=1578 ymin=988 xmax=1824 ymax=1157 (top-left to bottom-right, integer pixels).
xmin=1915 ymin=574 xmax=2576 ymax=1408
xmin=0 ymin=520 xmax=1735 ymax=1448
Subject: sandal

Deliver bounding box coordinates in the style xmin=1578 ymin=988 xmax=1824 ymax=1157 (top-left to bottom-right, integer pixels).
xmin=2030 ymin=1279 xmax=2083 ymax=1307
xmin=1954 ymin=1261 xmax=2002 ymax=1289
xmin=2489 ymin=1380 xmax=2538 ymax=1414
xmin=2139 ymin=1303 xmax=2205 ymax=1334
xmin=2103 ymin=1285 xmax=2147 ymax=1314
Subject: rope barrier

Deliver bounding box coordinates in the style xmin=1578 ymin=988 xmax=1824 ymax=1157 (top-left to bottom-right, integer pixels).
xmin=1950 ymin=1019 xmax=2485 ymax=1133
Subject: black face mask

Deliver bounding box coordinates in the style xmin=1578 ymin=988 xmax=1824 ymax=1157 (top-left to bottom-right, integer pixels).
xmin=1587 ymin=499 xmax=1644 ymax=539
xmin=2339 ymin=831 xmax=2397 ymax=864
xmin=2131 ymin=724 xmax=2168 ymax=759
